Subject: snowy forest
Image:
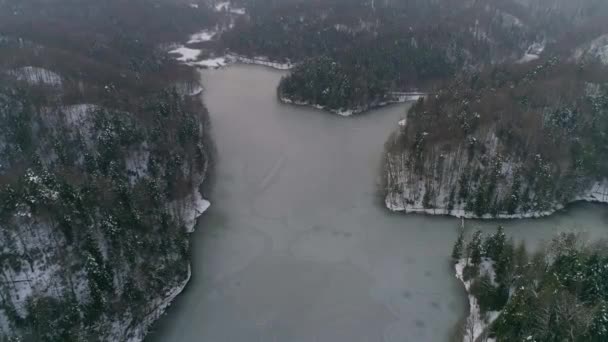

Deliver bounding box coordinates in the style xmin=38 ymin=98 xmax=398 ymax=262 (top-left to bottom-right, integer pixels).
xmin=220 ymin=0 xmax=608 ymax=112
xmin=1 ymin=0 xmax=608 ymax=341
xmin=0 ymin=0 xmax=216 ymax=340
xmin=454 ymin=228 xmax=608 ymax=341
xmin=379 ymin=0 xmax=608 ymax=218
xmin=384 ymin=60 xmax=608 ymax=218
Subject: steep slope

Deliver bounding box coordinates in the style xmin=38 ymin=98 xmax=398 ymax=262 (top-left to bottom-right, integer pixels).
xmin=0 ymin=1 xmax=216 ymax=340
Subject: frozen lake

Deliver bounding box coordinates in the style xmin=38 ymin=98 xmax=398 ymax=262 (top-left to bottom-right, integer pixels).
xmin=148 ymin=64 xmax=608 ymax=342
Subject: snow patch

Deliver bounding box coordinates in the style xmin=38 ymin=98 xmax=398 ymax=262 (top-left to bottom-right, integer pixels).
xmin=385 ymin=179 xmax=608 ymax=219
xmin=226 ymin=54 xmax=294 ymax=70
xmin=7 ymin=66 xmax=62 ymax=86
xmin=574 ymin=34 xmax=608 ymax=65
xmin=214 ymin=1 xmax=230 ymax=11
xmin=455 ymin=259 xmax=501 ymax=342
xmin=279 ymin=92 xmax=425 ymax=117
xmin=167 ymin=182 xmax=210 ymax=233
xmin=517 ymin=53 xmax=540 ymax=63
xmin=517 ymin=42 xmax=545 ymax=64
xmin=214 ymin=1 xmax=246 ymax=15
xmin=279 ymin=96 xmax=354 ymax=116
xmin=170 ymin=47 xmax=293 ymax=70
xmin=388 ymin=92 xmax=425 ymax=102
xmin=169 ymin=46 xmax=201 ymax=62
xmin=191 ymin=56 xmax=229 ymax=68
xmin=187 ymin=29 xmax=217 ymax=44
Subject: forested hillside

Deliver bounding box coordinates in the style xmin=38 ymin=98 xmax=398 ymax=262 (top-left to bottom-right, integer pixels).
xmin=0 ymin=0 xmax=215 ymax=340
xmin=214 ymin=0 xmax=608 ymax=113
xmin=384 ymin=59 xmax=608 ymax=218
xmin=454 ymin=228 xmax=608 ymax=341
xmin=268 ymin=0 xmax=536 ymax=113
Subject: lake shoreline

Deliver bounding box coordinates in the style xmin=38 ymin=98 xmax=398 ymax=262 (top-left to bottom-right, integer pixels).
xmin=278 ymin=93 xmax=425 ymax=116
xmin=124 ymin=85 xmax=213 ymax=342
xmin=385 ymin=182 xmax=608 ymax=220
xmin=150 ymin=63 xmax=608 ymax=342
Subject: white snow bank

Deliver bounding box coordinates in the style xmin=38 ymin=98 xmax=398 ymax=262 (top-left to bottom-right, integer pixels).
xmin=517 ymin=42 xmax=544 ymax=64
xmin=386 ymin=179 xmax=608 ymax=220
xmin=214 ymin=1 xmax=230 ymax=11
xmin=169 ymin=45 xmax=293 ymax=70
xmin=388 ymin=92 xmax=425 ymax=102
xmin=280 ymin=92 xmax=425 ymax=117
xmin=7 ymin=66 xmax=62 ymax=86
xmin=174 ymin=82 xmax=203 ymax=96
xmin=279 ymin=96 xmax=354 ymax=116
xmin=527 ymin=41 xmax=545 ymax=55
xmin=169 ymin=46 xmax=201 ymax=62
xmin=187 ymin=29 xmax=217 ymax=44
xmin=229 ymin=7 xmax=246 ymax=15
xmin=517 ymin=53 xmax=539 ymax=63
xmin=214 ymin=1 xmax=246 ymax=15
xmin=455 ymin=259 xmax=501 ymax=342
xmin=167 ymin=183 xmax=210 ymax=233
xmin=191 ymin=56 xmax=229 ymax=68
xmin=227 ymin=54 xmax=294 ymax=70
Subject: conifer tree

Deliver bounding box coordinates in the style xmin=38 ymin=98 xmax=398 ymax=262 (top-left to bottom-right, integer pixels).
xmin=452 ymin=225 xmax=465 ymax=262
xmin=467 ymin=230 xmax=483 ymax=265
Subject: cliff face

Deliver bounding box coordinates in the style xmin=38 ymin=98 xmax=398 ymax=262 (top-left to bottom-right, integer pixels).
xmin=384 ymin=60 xmax=608 ymax=218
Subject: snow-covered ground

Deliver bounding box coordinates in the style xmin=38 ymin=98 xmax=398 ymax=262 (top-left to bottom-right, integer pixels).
xmin=517 ymin=41 xmax=545 ymax=64
xmin=0 ymin=74 xmax=212 ymax=341
xmin=170 ymin=45 xmax=294 ymax=70
xmin=387 ymin=92 xmax=425 ymax=102
xmin=455 ymin=259 xmax=501 ymax=342
xmin=169 ymin=46 xmax=201 ymax=62
xmin=226 ymin=54 xmax=294 ymax=70
xmin=279 ymin=92 xmax=424 ymax=116
xmin=517 ymin=53 xmax=540 ymax=63
xmin=279 ymin=96 xmax=355 ymax=116
xmin=385 ymin=116 xmax=608 ymax=219
xmin=6 ymin=66 xmax=62 ymax=86
xmin=386 ymin=180 xmax=608 ymax=219
xmin=168 ymin=182 xmax=211 ymax=233
xmin=574 ymin=34 xmax=608 ymax=65
xmin=191 ymin=56 xmax=229 ymax=68
xmin=214 ymin=1 xmax=246 ymax=15
xmin=187 ymin=29 xmax=217 ymax=44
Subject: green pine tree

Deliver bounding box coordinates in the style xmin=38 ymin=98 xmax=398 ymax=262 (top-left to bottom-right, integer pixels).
xmin=467 ymin=230 xmax=483 ymax=265
xmin=452 ymin=225 xmax=465 ymax=262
